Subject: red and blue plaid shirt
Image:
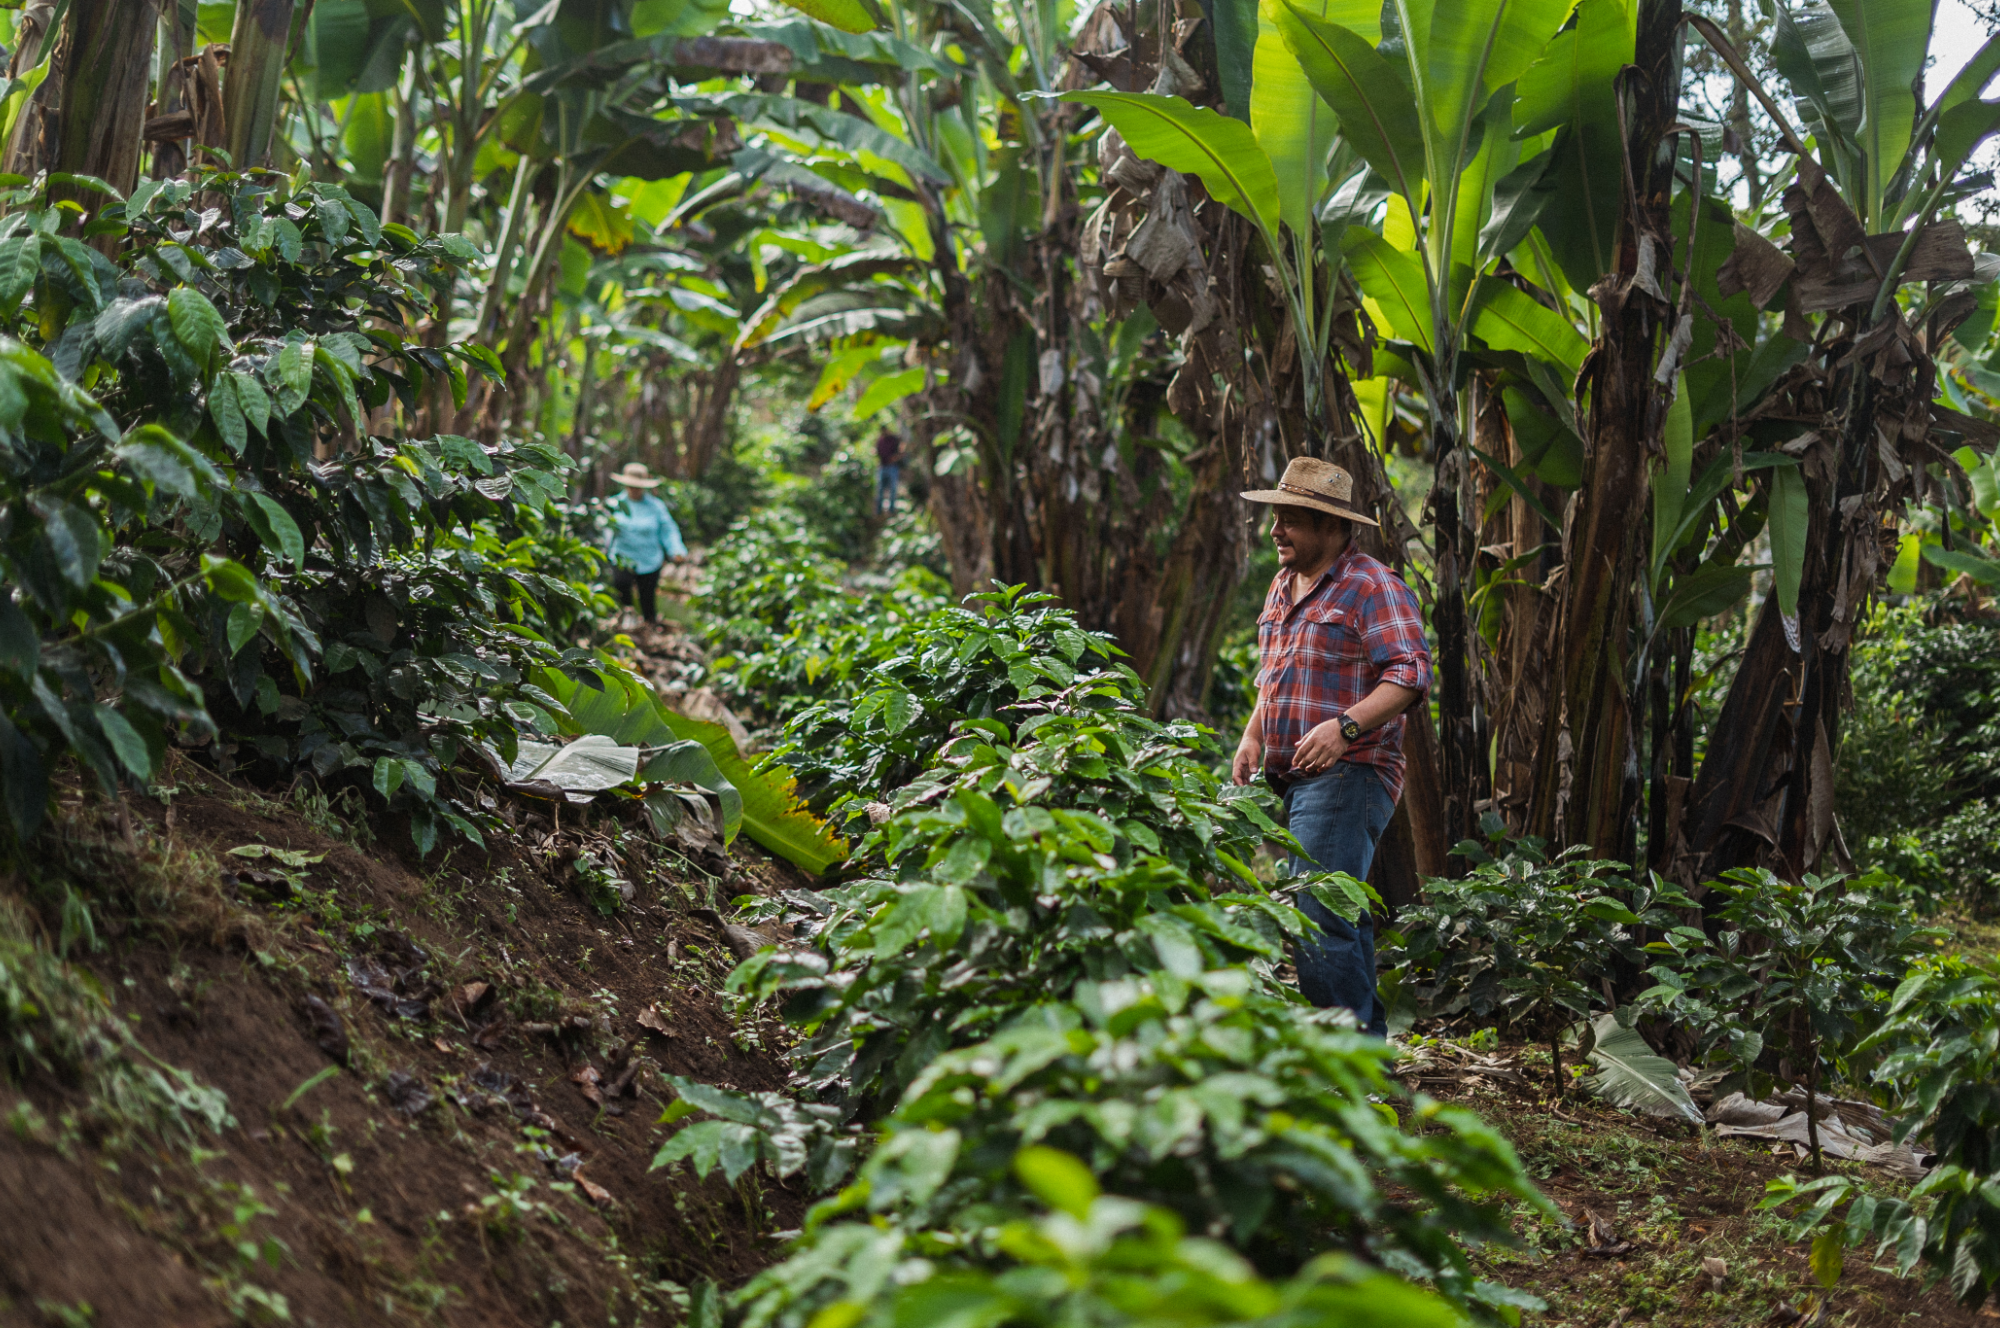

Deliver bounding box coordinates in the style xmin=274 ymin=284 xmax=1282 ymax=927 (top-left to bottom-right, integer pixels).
xmin=1256 ymin=543 xmax=1432 ymax=802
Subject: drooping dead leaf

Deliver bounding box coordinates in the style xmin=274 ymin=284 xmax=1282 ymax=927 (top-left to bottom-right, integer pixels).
xmin=1715 ymin=221 xmax=1794 ymax=309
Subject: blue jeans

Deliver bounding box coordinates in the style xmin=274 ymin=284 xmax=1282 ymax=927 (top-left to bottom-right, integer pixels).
xmin=1282 ymin=762 xmax=1395 ymax=1035
xmin=876 ymin=463 xmax=900 ymax=514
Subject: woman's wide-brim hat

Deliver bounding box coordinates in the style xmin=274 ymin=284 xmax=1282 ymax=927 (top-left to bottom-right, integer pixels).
xmin=1240 ymin=456 xmax=1379 ymax=527
xmin=615 ymin=462 xmax=661 ymax=489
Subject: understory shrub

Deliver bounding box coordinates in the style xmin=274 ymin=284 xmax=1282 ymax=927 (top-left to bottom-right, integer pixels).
xmin=1634 ymin=868 xmax=1943 ymax=1154
xmin=1765 ymin=955 xmax=2000 ymax=1308
xmin=1379 ymin=835 xmax=1692 ymax=1085
xmin=1838 ymin=604 xmax=2000 ymax=910
xmin=1383 ymin=838 xmax=1999 ymax=1302
xmin=802 ymin=1146 xmax=1468 ymax=1328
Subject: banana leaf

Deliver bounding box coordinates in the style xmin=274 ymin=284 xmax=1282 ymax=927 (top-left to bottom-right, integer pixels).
xmin=537 ymin=660 xmax=848 ymax=874
xmin=1584 ymin=1013 xmax=1704 ymax=1125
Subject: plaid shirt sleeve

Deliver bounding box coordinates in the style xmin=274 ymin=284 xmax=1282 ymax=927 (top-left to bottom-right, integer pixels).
xmin=1359 ymin=568 xmax=1432 ymax=695
xmin=1253 ymin=575 xmax=1282 ymax=690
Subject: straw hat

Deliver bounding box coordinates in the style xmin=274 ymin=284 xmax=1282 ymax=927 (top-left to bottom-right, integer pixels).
xmin=1240 ymin=456 xmax=1378 ymax=527
xmin=614 ymin=462 xmax=661 ymax=489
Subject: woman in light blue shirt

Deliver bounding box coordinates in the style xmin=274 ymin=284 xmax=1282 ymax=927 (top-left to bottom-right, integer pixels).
xmin=605 ymin=462 xmax=686 ymax=624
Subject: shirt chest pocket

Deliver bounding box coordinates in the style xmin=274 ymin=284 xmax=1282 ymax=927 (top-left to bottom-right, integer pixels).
xmin=1302 ymin=603 xmax=1365 ymax=662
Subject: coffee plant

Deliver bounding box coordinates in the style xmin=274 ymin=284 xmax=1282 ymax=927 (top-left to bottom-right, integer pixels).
xmin=1764 ymin=955 xmax=2000 ymax=1308
xmin=1380 ymin=834 xmax=1694 ymax=1091
xmin=0 ymin=167 xmax=604 ymax=855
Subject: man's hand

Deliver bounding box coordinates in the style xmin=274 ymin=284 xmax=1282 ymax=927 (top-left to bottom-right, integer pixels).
xmin=1232 ymin=729 xmax=1263 ymax=786
xmin=1289 ymin=719 xmax=1350 ymax=777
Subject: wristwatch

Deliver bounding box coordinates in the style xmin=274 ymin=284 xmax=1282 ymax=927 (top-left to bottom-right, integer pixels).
xmin=1336 ymin=713 xmax=1362 ymax=742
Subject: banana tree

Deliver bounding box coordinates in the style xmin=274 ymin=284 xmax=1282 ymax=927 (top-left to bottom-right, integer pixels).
xmin=780 ymin=0 xmax=1283 ymax=721
xmin=1671 ymin=0 xmax=1998 ymax=880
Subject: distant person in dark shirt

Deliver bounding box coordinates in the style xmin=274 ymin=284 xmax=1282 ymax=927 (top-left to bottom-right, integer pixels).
xmin=874 ymin=428 xmax=902 ymax=516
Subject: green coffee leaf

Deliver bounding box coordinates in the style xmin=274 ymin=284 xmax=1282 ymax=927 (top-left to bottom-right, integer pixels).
xmin=232 ymin=370 xmax=272 ymax=435
xmin=1013 ymin=1146 xmax=1098 ymax=1219
xmin=0 ymin=233 xmax=40 ymax=310
xmin=168 ymin=285 xmax=229 ymax=363
xmin=94 ymin=704 xmax=153 ymax=779
xmin=225 ymin=600 xmax=263 ymax=656
xmin=245 ymin=492 xmax=305 ymax=567
xmin=208 ymin=373 xmax=246 ymax=453
xmin=271 ymin=336 xmax=314 ymax=417
xmin=1810 ymin=1225 xmax=1845 ymax=1288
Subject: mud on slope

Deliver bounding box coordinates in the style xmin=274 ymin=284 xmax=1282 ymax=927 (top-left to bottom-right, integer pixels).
xmin=0 ymin=752 xmax=811 ymax=1328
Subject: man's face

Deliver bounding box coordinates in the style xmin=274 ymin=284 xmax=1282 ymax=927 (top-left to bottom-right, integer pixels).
xmin=1271 ymin=505 xmax=1340 ymax=571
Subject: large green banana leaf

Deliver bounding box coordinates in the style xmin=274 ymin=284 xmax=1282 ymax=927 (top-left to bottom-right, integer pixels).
xmin=1252 ymin=0 xmax=1337 ymax=240
xmin=1935 ymin=99 xmax=2000 ymax=188
xmin=1768 ymin=462 xmax=1811 ymax=619
xmin=1057 ymin=91 xmax=1280 ymax=238
xmin=769 ymin=0 xmax=875 ymax=34
xmin=1468 ymin=276 xmax=1585 ymax=372
xmin=1250 ymin=0 xmax=1380 ymax=238
xmin=1772 ymin=3 xmax=1865 ymax=186
xmin=1421 ymin=0 xmax=1572 ymax=160
xmin=1650 ymin=378 xmax=1693 ymax=592
xmin=1343 ymin=229 xmax=1433 ymax=352
xmin=1512 ymin=0 xmax=1634 ymax=291
xmin=535 ymin=660 xmax=849 ymax=874
xmin=1825 ymin=0 xmax=1930 ymax=217
xmin=1278 ymin=7 xmax=1426 ymax=203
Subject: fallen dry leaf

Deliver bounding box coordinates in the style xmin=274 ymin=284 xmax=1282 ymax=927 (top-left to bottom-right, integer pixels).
xmin=573 ymin=1166 xmax=615 ymax=1208
xmin=571 ymin=1064 xmax=604 ymax=1106
xmin=1580 ymin=1206 xmax=1634 ymax=1257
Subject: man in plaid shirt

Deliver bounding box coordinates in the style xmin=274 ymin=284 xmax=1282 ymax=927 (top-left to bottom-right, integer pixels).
xmin=1232 ymin=457 xmax=1432 ymax=1036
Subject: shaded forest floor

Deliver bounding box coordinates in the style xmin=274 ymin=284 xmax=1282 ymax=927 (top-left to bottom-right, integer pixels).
xmin=1405 ymin=1040 xmax=1985 ymax=1328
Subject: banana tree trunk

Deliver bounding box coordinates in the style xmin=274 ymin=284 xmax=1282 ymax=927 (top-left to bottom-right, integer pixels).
xmin=1431 ymin=422 xmax=1481 ymax=854
xmin=682 ymin=355 xmax=743 ymax=480
xmin=222 ymin=0 xmax=295 ymax=171
xmin=1682 ymin=391 xmax=1870 ymax=879
xmin=34 ymin=0 xmax=159 ymax=202
xmin=1526 ymin=0 xmax=1683 ymax=858
xmin=1 ymin=1 xmax=60 ymax=179
xmin=383 ymin=50 xmax=419 ymax=227
xmin=1479 ymin=384 xmax=1559 ymax=831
